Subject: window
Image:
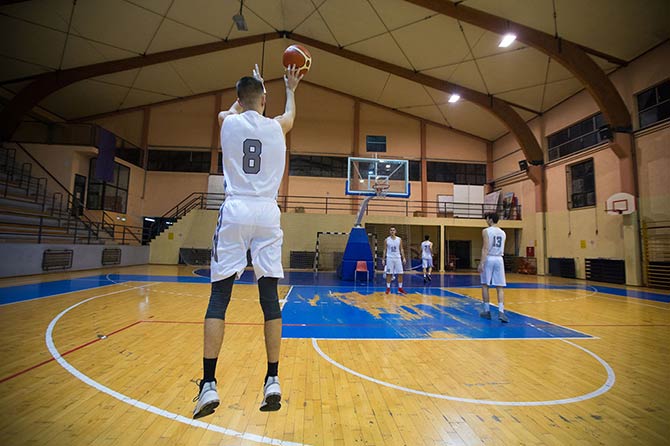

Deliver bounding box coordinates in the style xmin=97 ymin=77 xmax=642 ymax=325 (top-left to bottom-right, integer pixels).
xmin=426 ymin=161 xmax=486 ymax=184
xmin=547 ymin=113 xmax=606 ymax=161
xmin=409 ymin=160 xmax=421 ymax=181
xmin=147 ymin=149 xmax=211 ymax=172
xmin=87 ymin=159 xmax=130 ymax=213
xmin=637 ymin=80 xmax=670 ymax=129
xmin=365 ymin=135 xmax=387 ymax=152
xmin=289 ymin=155 xmax=348 ymax=178
xmin=567 ymin=159 xmax=595 ymax=209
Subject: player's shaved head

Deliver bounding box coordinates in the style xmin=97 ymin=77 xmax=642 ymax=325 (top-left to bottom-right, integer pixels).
xmin=236 ymin=76 xmax=264 ymax=106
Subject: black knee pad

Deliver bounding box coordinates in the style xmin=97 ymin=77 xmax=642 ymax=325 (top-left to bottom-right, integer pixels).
xmin=205 ymin=275 xmax=235 ymax=319
xmin=258 ymin=276 xmax=281 ymax=321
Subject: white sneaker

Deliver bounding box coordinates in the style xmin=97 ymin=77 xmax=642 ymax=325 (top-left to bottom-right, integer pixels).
xmin=260 ymin=376 xmax=281 ymax=412
xmin=193 ymin=381 xmax=220 ymax=419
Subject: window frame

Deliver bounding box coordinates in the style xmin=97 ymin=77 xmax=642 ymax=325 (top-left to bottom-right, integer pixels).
xmin=547 ymin=113 xmax=606 ymax=162
xmin=147 ymin=147 xmax=212 ymax=172
xmin=566 ymin=158 xmax=596 ymax=210
xmin=635 ymin=79 xmax=670 ymax=130
xmin=288 ymin=154 xmax=348 ymax=178
xmin=86 ymin=158 xmax=131 ymax=214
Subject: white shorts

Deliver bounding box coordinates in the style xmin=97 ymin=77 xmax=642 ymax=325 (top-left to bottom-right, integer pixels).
xmin=422 ymin=258 xmax=433 ymax=269
xmin=211 ymin=198 xmax=284 ymax=282
xmin=480 ymin=256 xmax=506 ymax=287
xmin=385 ymin=258 xmax=404 ymax=275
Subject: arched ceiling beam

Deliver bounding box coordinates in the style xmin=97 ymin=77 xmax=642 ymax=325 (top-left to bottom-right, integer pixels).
xmin=0 ymin=33 xmax=282 ymax=141
xmin=290 ymin=33 xmax=543 ymax=163
xmin=403 ymin=0 xmax=632 ymax=156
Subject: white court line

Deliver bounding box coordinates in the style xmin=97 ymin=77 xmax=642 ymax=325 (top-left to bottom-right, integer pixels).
xmin=279 ymin=286 xmax=293 ymax=310
xmin=312 ymin=338 xmax=615 ymax=406
xmin=45 ymin=282 xmax=307 ymax=446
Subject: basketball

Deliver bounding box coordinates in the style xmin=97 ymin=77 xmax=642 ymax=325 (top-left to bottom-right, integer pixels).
xmin=282 ymin=44 xmax=312 ymax=76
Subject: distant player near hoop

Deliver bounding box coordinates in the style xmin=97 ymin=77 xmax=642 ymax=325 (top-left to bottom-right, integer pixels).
xmin=478 ymin=212 xmax=508 ymax=323
xmin=421 ymin=235 xmax=433 ymax=284
xmin=383 ymin=226 xmax=406 ymax=295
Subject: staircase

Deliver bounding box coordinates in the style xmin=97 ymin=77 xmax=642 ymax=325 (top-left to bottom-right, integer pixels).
xmin=0 ymin=144 xmax=114 ymax=245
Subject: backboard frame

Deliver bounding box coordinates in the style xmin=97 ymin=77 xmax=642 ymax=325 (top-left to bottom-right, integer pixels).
xmin=345 ymin=157 xmax=411 ymax=198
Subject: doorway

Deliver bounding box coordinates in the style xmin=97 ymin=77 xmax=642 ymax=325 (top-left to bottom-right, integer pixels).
xmin=447 ymin=240 xmax=471 ymax=270
xmin=73 ymin=174 xmax=86 ymax=217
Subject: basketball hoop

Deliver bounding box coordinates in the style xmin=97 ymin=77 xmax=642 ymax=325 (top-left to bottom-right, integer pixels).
xmin=605 ymin=192 xmax=635 ymax=216
xmin=373 ymin=177 xmax=390 ymax=197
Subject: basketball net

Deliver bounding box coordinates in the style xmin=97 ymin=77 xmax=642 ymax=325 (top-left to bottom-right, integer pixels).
xmin=373 ymin=177 xmax=390 ymax=198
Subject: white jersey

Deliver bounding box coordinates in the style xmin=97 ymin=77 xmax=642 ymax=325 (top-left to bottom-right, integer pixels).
xmin=220 ymin=111 xmax=285 ymax=199
xmin=421 ymin=240 xmax=433 ymax=259
xmin=385 ymin=236 xmax=402 ymax=259
xmin=484 ymin=226 xmax=506 ymax=257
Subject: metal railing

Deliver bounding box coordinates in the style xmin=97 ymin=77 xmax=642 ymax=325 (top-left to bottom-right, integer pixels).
xmin=0 ymin=145 xmax=145 ymax=245
xmin=145 ymin=191 xmax=522 ymax=244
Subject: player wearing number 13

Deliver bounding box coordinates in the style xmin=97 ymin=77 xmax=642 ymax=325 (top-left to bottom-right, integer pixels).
xmin=192 ymin=64 xmax=303 ymax=419
xmin=478 ymin=212 xmax=509 ymax=323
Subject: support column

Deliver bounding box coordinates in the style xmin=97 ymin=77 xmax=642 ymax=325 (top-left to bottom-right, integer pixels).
xmin=140 ymin=107 xmax=151 ymax=199
xmin=623 ymin=213 xmax=642 ymax=285
xmin=209 ymin=93 xmax=222 ymax=175
xmin=420 ymin=121 xmax=427 ymax=215
xmin=528 ymin=164 xmax=547 ymax=275
xmin=351 ymin=100 xmax=361 ymax=215
xmin=611 ymin=132 xmax=642 ymax=285
xmin=440 ymin=224 xmax=446 ymax=272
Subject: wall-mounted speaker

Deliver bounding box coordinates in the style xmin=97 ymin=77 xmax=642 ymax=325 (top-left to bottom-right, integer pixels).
xmin=598 ymin=125 xmax=613 ymax=141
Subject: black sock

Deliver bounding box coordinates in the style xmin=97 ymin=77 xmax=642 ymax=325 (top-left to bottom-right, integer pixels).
xmin=203 ymin=357 xmax=218 ymax=383
xmin=266 ymin=361 xmax=279 ymax=380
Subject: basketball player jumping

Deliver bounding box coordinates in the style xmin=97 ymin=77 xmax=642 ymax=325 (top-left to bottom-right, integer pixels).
xmin=383 ymin=226 xmax=407 ymax=294
xmin=478 ymin=212 xmax=509 ymax=323
xmin=193 ymin=64 xmax=302 ymax=419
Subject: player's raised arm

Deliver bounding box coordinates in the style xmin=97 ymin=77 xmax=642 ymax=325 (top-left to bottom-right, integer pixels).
xmin=275 ymin=65 xmax=302 ymax=134
xmin=218 ymin=100 xmax=243 ymax=126
xmin=218 ymin=64 xmax=264 ymax=126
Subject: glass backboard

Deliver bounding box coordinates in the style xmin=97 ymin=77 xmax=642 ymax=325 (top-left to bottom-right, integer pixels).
xmin=346 ymin=157 xmax=410 ymax=198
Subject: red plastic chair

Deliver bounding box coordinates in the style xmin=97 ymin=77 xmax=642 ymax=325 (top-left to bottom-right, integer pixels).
xmin=355 ymin=260 xmax=370 ymax=283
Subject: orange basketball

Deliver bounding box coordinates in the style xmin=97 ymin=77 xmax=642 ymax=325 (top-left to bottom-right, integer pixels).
xmin=282 ymin=44 xmax=312 ymax=76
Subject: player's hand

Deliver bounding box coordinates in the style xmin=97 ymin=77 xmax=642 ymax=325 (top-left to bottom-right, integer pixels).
xmin=477 ymin=262 xmax=483 ymax=273
xmin=252 ymin=63 xmax=265 ymax=91
xmin=284 ymin=64 xmax=303 ymax=92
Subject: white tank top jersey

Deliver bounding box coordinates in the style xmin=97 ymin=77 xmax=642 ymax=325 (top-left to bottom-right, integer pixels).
xmin=220 ymin=111 xmax=286 ymax=199
xmin=385 ymin=236 xmax=402 ymax=259
xmin=421 ymin=240 xmax=432 ymax=259
xmin=485 ymin=226 xmax=506 ymax=257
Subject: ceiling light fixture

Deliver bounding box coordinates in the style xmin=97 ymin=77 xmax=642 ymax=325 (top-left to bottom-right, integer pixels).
xmin=499 ymin=33 xmax=516 ymax=48
xmin=232 ymin=0 xmax=248 ymax=31
xmin=448 ymin=94 xmax=460 ymax=103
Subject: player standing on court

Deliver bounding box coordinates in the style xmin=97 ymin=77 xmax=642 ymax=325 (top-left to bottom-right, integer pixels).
xmin=421 ymin=235 xmax=433 ymax=283
xmin=478 ymin=212 xmax=508 ymax=323
xmin=383 ymin=226 xmax=407 ymax=295
xmin=193 ymin=64 xmax=302 ymax=418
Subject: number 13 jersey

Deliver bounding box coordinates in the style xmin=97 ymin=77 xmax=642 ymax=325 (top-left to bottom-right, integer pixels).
xmin=484 ymin=226 xmax=506 ymax=257
xmin=220 ymin=110 xmax=286 ymax=199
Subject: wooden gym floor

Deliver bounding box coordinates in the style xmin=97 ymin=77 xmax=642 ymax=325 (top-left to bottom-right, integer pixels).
xmin=0 ymin=265 xmax=668 ymax=445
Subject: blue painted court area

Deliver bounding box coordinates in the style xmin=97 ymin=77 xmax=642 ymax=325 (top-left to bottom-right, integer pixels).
xmin=282 ymin=285 xmax=592 ymax=340
xmin=0 ymin=274 xmax=209 ymax=305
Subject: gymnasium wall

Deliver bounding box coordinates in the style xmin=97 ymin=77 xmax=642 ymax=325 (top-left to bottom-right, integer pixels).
xmin=489 ymin=41 xmax=669 ymax=279
xmin=89 ymin=78 xmax=489 ymax=217
xmin=636 ymin=124 xmax=670 ymax=222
